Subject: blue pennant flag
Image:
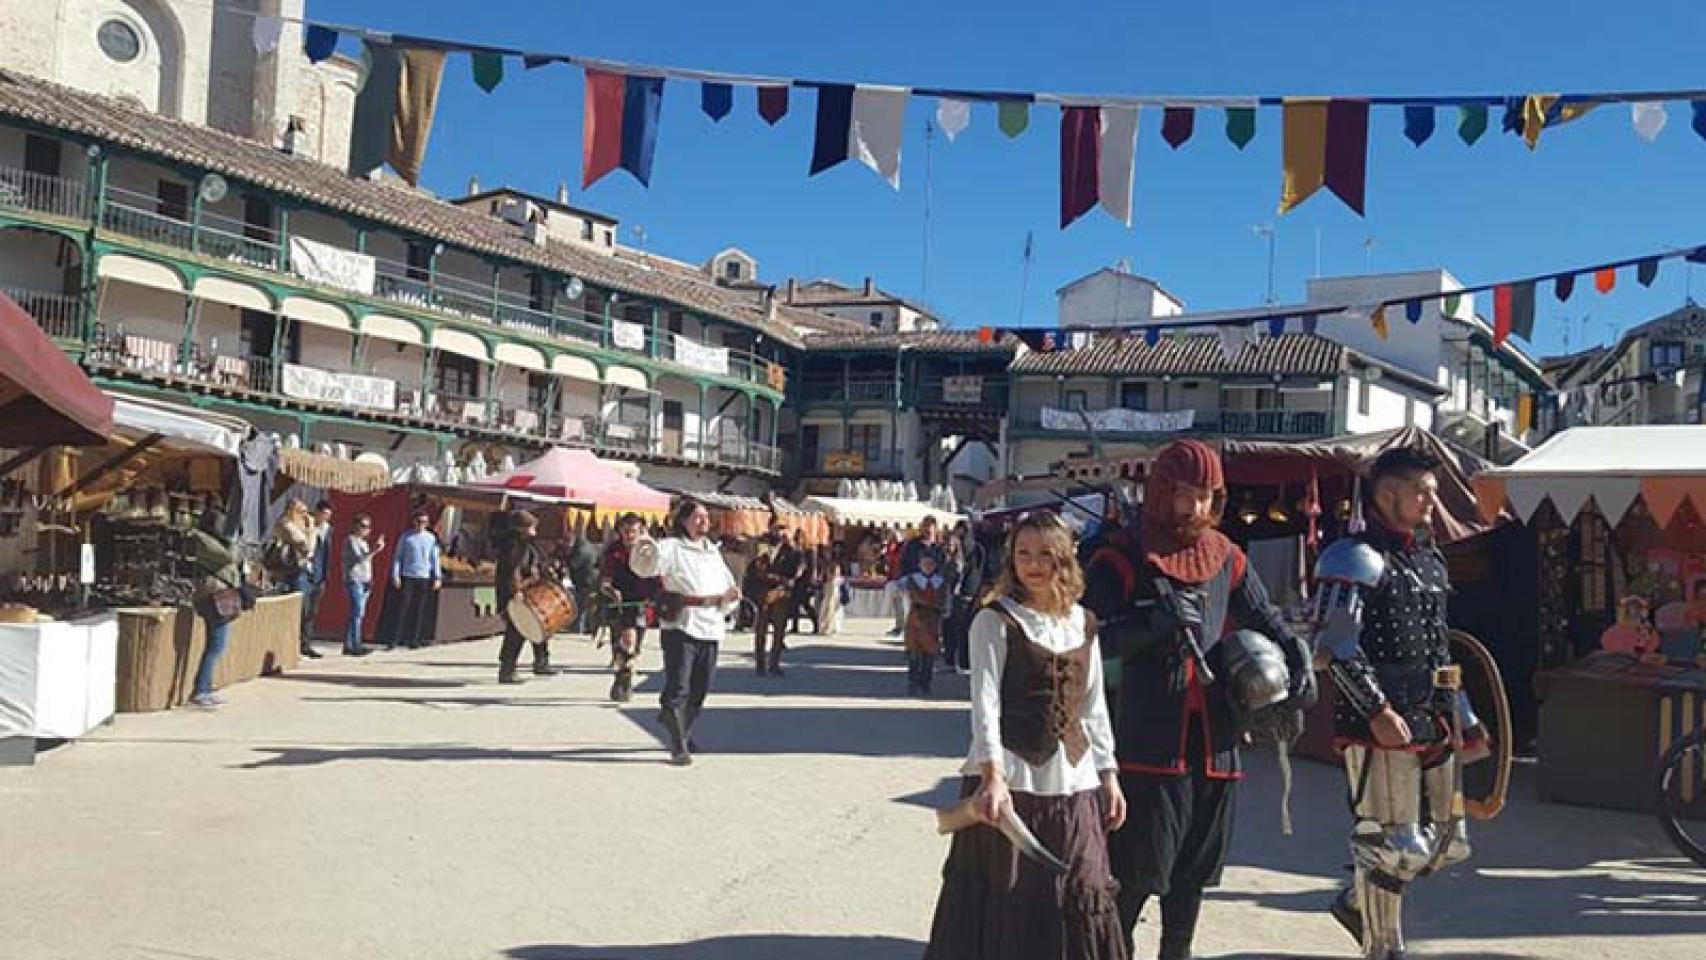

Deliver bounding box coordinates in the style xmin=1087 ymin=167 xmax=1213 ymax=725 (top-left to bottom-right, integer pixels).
xmin=1405 ymin=300 xmax=1424 ymax=323
xmin=701 ymin=82 xmax=733 ymax=122
xmin=1267 ymin=316 xmax=1286 ymax=337
xmin=1403 ymin=105 xmax=1435 ymax=146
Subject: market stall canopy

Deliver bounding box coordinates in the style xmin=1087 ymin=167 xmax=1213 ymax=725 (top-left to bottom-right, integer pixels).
xmin=677 ymin=490 xmax=828 ymax=545
xmin=279 ymin=447 xmax=392 ymax=494
xmin=1474 ymin=426 xmax=1706 ymax=528
xmin=801 ymin=495 xmax=961 ymax=531
xmin=0 ymin=291 xmax=113 ymax=447
xmin=112 ymin=396 xmax=244 ymax=457
xmin=472 ymin=447 xmax=670 ymax=524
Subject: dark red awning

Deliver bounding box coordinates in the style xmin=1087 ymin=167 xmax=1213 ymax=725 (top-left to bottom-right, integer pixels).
xmin=0 ymin=291 xmax=113 ymax=446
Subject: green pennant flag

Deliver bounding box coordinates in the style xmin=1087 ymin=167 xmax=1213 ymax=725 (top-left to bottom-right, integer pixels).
xmin=1225 ymin=107 xmax=1256 ymax=149
xmin=1458 ymin=104 xmax=1488 ymax=145
xmin=471 ymin=52 xmax=504 ymax=93
xmin=998 ymin=101 xmax=1030 ymax=138
xmin=1443 ymin=292 xmax=1462 ymax=317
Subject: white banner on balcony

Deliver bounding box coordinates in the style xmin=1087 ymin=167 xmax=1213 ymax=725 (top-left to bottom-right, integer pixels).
xmin=288 ymin=236 xmax=375 ymax=296
xmin=612 ymin=320 xmax=646 ymax=352
xmin=943 ymin=375 xmax=984 ymax=404
xmin=281 ymin=363 xmax=396 ymax=411
xmin=673 ymin=334 xmax=729 ymax=376
xmin=1039 ymin=406 xmax=1195 ymax=433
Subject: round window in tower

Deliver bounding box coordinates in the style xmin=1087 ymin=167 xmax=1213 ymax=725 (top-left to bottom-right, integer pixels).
xmin=97 ymin=19 xmax=143 ymax=63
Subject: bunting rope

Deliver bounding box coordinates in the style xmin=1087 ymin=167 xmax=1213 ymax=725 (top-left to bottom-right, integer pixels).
xmin=207 ymin=2 xmax=1706 ymax=228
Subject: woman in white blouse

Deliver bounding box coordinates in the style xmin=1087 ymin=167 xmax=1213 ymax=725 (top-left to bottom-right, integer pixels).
xmin=924 ymin=512 xmax=1127 ymax=960
xmin=629 ymin=497 xmax=739 ymax=767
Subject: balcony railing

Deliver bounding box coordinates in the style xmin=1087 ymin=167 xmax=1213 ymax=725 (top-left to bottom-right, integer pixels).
xmin=796 ymin=378 xmax=900 ymax=405
xmin=915 ymin=375 xmax=1011 ymax=410
xmin=3 ymin=286 xmax=80 ymax=340
xmin=1217 ymin=410 xmax=1330 ymax=437
xmin=64 ymin=172 xmax=781 ymax=390
xmin=0 ymin=167 xmax=88 ymax=220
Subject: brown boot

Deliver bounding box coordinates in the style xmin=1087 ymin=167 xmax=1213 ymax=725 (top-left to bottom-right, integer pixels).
xmin=609 ymin=668 xmax=633 ymax=703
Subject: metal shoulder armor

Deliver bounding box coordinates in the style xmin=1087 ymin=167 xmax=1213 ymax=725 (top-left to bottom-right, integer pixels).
xmin=1313 ymin=538 xmax=1386 ymax=588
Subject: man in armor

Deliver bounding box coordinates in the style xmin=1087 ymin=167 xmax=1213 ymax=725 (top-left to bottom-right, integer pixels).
xmin=1083 ymin=439 xmax=1314 ymax=960
xmin=1312 ymin=447 xmax=1470 ymax=960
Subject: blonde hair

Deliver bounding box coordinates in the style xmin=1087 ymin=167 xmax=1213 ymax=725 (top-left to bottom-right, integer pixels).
xmin=987 ymin=513 xmax=1084 ymax=618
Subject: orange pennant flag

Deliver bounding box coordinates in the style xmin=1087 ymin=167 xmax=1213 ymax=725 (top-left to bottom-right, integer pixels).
xmin=1279 ymin=99 xmax=1329 ymax=213
xmin=1594 ymin=267 xmax=1617 ymax=294
xmin=1642 ymin=476 xmax=1696 ymax=528
xmin=1517 ymin=392 xmax=1534 ymax=433
xmin=1371 ymin=304 xmax=1389 ymax=340
xmin=1472 ymin=475 xmax=1507 ymax=525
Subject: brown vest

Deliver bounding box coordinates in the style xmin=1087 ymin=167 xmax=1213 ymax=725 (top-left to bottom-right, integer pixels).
xmin=994 ymin=604 xmax=1097 ymax=768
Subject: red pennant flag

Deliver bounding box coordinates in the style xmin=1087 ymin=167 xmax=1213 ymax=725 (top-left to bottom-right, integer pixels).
xmin=1059 ymin=106 xmax=1100 ymax=229
xmin=977 ymin=326 xmax=993 ymax=344
xmin=1162 ymin=107 xmax=1195 ymax=149
xmin=1493 ymin=284 xmax=1514 ymax=346
xmin=758 ymin=85 xmax=789 ymax=125
xmin=1324 ymin=99 xmax=1370 ymax=215
xmin=1594 ymin=267 xmax=1617 ymax=294
xmin=581 ymin=70 xmax=626 ymax=189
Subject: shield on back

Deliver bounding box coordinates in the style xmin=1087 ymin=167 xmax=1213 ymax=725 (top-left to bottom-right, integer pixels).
xmin=1450 ymin=628 xmax=1514 ymax=821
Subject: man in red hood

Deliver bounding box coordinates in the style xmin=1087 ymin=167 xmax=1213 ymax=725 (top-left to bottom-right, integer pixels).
xmin=1083 ymin=439 xmax=1314 ymax=959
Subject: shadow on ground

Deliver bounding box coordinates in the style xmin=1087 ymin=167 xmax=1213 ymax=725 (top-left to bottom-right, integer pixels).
xmin=235 ymin=744 xmax=663 ymax=769
xmin=615 ymin=703 xmax=965 ymax=759
xmin=505 ymin=934 xmax=922 ymax=960
xmin=271 ymin=672 xmax=472 ymax=690
xmin=299 ymin=695 xmax=615 ymax=710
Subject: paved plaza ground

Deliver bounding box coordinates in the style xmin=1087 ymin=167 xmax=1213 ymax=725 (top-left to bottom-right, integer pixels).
xmin=2 ymin=618 xmax=1702 ymax=959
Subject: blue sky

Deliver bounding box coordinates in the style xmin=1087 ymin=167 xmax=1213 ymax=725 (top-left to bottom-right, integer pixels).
xmin=321 ymin=0 xmax=1706 ymax=359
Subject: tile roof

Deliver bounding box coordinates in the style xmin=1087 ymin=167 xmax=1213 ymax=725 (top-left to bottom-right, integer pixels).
xmin=0 ymin=69 xmax=822 ymax=347
xmin=1010 ymin=332 xmax=1346 ymax=377
xmin=786 ymin=278 xmax=938 ymax=316
xmin=800 ymin=329 xmax=1019 ymax=354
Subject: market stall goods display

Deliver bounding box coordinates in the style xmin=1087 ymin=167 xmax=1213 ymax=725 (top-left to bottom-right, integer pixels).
xmin=113 ymin=594 xmax=302 ymax=712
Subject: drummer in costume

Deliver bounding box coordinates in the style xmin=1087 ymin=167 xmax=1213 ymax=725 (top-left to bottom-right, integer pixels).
xmin=496 ymin=510 xmax=552 ymax=685
xmin=923 ymin=511 xmax=1127 ymax=960
xmin=1312 ymin=447 xmax=1472 ymax=960
xmin=1082 ymin=439 xmax=1313 ymax=960
xmin=630 ymin=497 xmax=740 ymax=766
xmin=600 ymin=512 xmax=659 ymax=703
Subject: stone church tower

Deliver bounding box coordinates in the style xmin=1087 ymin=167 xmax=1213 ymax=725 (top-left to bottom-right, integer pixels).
xmin=0 ymin=0 xmax=356 ymax=167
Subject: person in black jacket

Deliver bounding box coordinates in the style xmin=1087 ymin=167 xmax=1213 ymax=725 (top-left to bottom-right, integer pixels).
xmin=496 ymin=510 xmax=549 ymax=685
xmin=1082 ymin=440 xmax=1313 ymax=960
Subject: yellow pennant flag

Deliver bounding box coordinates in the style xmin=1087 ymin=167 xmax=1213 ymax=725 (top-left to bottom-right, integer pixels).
xmin=1371 ymin=304 xmax=1389 ymax=341
xmin=1279 ymin=99 xmax=1329 ymax=213
xmin=1523 ymin=94 xmax=1597 ymax=151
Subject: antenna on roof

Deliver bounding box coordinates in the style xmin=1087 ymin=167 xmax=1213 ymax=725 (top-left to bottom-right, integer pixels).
xmin=1017 ymin=230 xmax=1035 ymax=327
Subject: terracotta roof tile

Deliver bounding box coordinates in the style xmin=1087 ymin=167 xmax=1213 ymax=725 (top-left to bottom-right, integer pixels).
xmin=1009 ymin=332 xmax=1345 ymax=377
xmin=0 ymin=70 xmax=817 ymax=346
xmin=801 ymin=330 xmax=1018 ymax=354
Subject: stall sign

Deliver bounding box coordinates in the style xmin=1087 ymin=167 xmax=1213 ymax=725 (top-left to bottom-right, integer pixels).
xmin=944 ymin=375 xmax=984 ymax=404
xmin=674 ymin=335 xmax=730 ymax=376
xmin=1039 ymin=406 xmax=1196 ymax=433
xmin=282 ymin=364 xmax=397 ymax=411
xmin=824 ymin=451 xmax=866 ymax=475
xmin=612 ymin=321 xmax=647 ymax=352
xmin=288 ymin=236 xmax=376 ymax=296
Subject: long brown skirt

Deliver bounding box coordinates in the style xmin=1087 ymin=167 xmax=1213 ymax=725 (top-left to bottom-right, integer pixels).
xmin=923 ymin=778 xmax=1126 ymax=960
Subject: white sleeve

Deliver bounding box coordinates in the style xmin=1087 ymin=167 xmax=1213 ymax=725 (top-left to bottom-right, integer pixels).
xmin=967 ymin=608 xmax=1009 ymax=768
xmin=630 ymin=538 xmax=670 ymax=579
xmin=1080 ymin=610 xmax=1117 ymax=772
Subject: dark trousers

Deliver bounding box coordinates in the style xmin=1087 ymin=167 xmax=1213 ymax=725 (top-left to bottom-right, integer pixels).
xmin=941 ymin=603 xmax=970 ymax=669
xmin=301 ymin=583 xmax=324 ymax=646
xmin=660 ymin=629 xmax=719 ymax=735
xmin=395 ymin=577 xmax=433 ymax=648
xmin=497 ymin=621 xmax=551 ymax=672
xmin=754 ymin=598 xmax=791 ymax=672
xmin=790 ymin=587 xmax=819 ymax=634
xmin=907 ymin=651 xmax=936 ymax=693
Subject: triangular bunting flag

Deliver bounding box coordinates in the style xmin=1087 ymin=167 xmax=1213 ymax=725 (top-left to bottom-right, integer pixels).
xmin=1371 ymin=304 xmax=1389 ymax=341
xmin=810 ymin=84 xmax=855 ymax=175
xmin=304 ymin=25 xmax=338 ymax=63
xmin=851 ymin=85 xmax=908 ymax=188
xmin=1144 ymin=327 xmax=1161 ymax=347
xmin=619 ymin=75 xmax=665 ymax=186
xmin=1280 ymin=99 xmax=1367 ymax=215
xmin=1507 ymin=481 xmax=1551 ymax=523
xmin=389 ymin=47 xmax=446 ymax=187
xmin=1225 ymin=107 xmax=1256 ymax=149
xmin=581 ymin=69 xmax=626 ymax=188
xmin=1443 ymin=293 xmax=1462 ymax=317
xmin=1637 ymin=257 xmax=1660 ymax=287
xmin=1633 ymin=102 xmax=1668 ymax=142
xmin=937 ymin=98 xmax=971 ymax=141
xmin=1501 ymin=99 xmax=1524 ymax=136
xmin=1059 ymin=105 xmax=1100 ymax=229
xmin=1302 ymin=315 xmax=1319 ymax=335
xmin=523 ymin=55 xmax=562 ymax=70
xmin=252 ymin=15 xmax=283 ymax=55
xmin=702 ymin=82 xmax=733 ymax=122
xmin=758 ymin=85 xmax=789 ymax=125
xmin=1403 ymin=105 xmax=1435 ymax=146
xmin=1216 ymin=325 xmax=1243 ymax=360
xmin=1404 ymin=300 xmax=1423 ymax=324
xmin=1595 ymin=267 xmax=1617 ymax=294
xmin=1642 ymin=476 xmax=1696 ymax=527
xmin=1509 ymin=281 xmax=1536 ymax=341
xmin=471 ymin=51 xmax=504 ymax=93
xmin=1522 ymin=94 xmax=1596 ymax=150
xmin=1544 ymin=478 xmax=1599 ymax=524
xmin=1554 ymin=273 xmax=1575 ymax=302
xmin=977 ymin=326 xmax=993 ymax=344
xmin=1493 ymin=284 xmax=1514 ymax=346
xmin=1098 ymin=106 xmax=1139 ymax=226
xmin=1693 ymin=101 xmax=1706 ymax=140
xmin=349 ymin=41 xmax=403 ymax=177
xmin=998 ymin=100 xmax=1031 ymax=138
xmin=1162 ymin=107 xmax=1194 ymax=149
xmin=1589 ymin=478 xmax=1642 ymax=526
xmin=1324 ymin=99 xmax=1370 ymax=214
xmin=1267 ymin=316 xmax=1286 ymax=337
xmin=1458 ymin=104 xmax=1488 ymax=145
xmin=1472 ymin=475 xmax=1507 ymax=525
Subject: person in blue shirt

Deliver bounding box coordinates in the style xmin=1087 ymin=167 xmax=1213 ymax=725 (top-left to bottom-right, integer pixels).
xmin=390 ymin=509 xmax=442 ymax=650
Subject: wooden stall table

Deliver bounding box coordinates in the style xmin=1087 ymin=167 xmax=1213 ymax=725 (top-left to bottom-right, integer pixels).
xmin=432 ymin=577 xmax=503 ymax=646
xmin=113 ymin=593 xmax=302 ymax=712
xmin=1536 ymin=652 xmax=1706 ymax=814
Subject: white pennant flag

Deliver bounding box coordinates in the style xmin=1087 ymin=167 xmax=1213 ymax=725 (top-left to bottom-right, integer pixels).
xmin=936 ymin=98 xmax=971 ymax=142
xmin=1097 ymin=106 xmax=1139 ymax=226
xmin=1632 ymin=101 xmax=1668 ymax=142
xmin=252 ymin=14 xmax=283 ymax=54
xmin=851 ymin=85 xmax=909 ymax=189
xmin=1216 ymin=325 xmax=1245 ymax=361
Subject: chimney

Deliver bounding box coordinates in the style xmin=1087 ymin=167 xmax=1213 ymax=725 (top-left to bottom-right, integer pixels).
xmin=863 ymin=276 xmax=876 ymax=297
xmin=466 ymin=175 xmax=480 ymax=196
xmin=785 ymin=278 xmax=798 ymax=302
xmin=556 ymin=182 xmax=570 ymax=205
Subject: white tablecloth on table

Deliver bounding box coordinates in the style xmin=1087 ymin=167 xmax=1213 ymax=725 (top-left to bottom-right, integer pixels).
xmin=844 ymin=585 xmax=894 ymax=620
xmin=0 ymin=614 xmax=118 ymax=739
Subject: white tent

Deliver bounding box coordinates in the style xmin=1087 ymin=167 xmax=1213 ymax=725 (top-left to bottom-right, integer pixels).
xmin=801 ymin=495 xmax=961 ymax=531
xmin=1474 ymin=426 xmax=1706 ymax=526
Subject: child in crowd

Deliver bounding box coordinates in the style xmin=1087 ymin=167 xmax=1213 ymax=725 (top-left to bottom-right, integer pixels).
xmin=904 ymin=552 xmax=946 ymax=695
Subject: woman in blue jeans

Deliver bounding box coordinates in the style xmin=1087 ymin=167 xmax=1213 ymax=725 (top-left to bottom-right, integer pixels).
xmin=188 ymin=508 xmax=243 ymax=710
xmin=341 ymin=514 xmax=383 ymax=656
